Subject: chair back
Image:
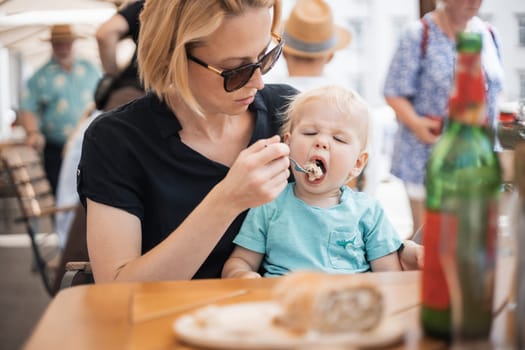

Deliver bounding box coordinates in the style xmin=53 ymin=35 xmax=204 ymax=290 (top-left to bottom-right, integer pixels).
xmin=1 ymin=145 xmax=55 ymax=218
xmin=53 ymin=203 xmax=92 ymax=292
xmin=2 ymin=145 xmax=68 ymax=295
xmin=1 ymin=144 xmax=93 ymax=295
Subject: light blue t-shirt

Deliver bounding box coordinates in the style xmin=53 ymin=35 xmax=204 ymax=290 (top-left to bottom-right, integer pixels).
xmin=233 ymin=183 xmax=403 ymax=276
xmin=20 ymin=58 xmax=101 ymax=144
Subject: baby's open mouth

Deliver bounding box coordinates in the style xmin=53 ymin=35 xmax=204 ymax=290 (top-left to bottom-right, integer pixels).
xmin=304 ymin=160 xmax=325 ymax=181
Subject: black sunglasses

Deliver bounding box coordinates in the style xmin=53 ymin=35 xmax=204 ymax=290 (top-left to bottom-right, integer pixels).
xmin=187 ymin=33 xmax=283 ymax=92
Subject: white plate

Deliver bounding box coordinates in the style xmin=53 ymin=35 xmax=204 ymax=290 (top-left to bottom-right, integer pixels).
xmin=173 ymin=301 xmax=405 ymax=350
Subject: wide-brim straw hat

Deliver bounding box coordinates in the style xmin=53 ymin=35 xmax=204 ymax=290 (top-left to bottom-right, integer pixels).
xmin=282 ymin=0 xmax=351 ymax=58
xmin=42 ymin=24 xmax=84 ymax=42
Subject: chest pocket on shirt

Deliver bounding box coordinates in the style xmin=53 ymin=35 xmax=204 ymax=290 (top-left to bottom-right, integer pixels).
xmin=327 ymin=230 xmax=366 ymax=270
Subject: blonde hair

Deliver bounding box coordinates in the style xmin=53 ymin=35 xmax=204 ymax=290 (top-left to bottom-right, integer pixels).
xmin=138 ymin=0 xmax=281 ymax=116
xmin=280 ymin=85 xmax=370 ymax=150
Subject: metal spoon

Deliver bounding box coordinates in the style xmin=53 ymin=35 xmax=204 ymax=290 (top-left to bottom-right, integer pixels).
xmin=289 ymin=157 xmax=308 ymax=173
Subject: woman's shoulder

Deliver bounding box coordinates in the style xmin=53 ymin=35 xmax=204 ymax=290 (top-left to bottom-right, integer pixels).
xmin=85 ymin=93 xmax=159 ymax=137
xmin=255 ymin=84 xmax=299 ymax=116
xmin=259 ymin=84 xmax=299 ymax=102
xmin=469 ymin=16 xmax=501 ymax=47
xmin=399 ymin=14 xmax=431 ymax=41
xmin=262 ymin=83 xmax=299 ymax=94
xmin=469 ymin=15 xmax=490 ymax=31
xmin=388 ymin=15 xmax=431 ymax=57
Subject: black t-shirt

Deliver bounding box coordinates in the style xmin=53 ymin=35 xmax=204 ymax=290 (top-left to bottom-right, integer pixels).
xmin=116 ymin=0 xmax=144 ymax=89
xmin=77 ymin=84 xmax=298 ymax=279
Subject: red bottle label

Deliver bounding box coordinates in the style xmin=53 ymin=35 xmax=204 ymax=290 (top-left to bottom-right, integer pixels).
xmin=422 ymin=211 xmax=458 ymax=309
xmin=448 ymin=53 xmax=487 ymax=126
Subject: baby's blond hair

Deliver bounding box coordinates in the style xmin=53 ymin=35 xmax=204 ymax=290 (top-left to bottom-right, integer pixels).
xmin=280 ymin=85 xmax=370 ymax=150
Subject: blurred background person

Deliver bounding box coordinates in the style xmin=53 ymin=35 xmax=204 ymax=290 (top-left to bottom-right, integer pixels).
xmin=383 ymin=0 xmax=504 ymax=235
xmin=18 ymin=24 xmax=101 ymax=194
xmin=79 ymin=0 xmax=295 ymax=283
xmin=94 ymin=0 xmax=145 ymax=110
xmin=278 ymin=0 xmax=351 ymax=91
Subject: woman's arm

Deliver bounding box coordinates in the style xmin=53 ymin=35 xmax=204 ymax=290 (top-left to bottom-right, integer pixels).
xmin=222 ymin=246 xmax=264 ymax=279
xmin=385 ymin=96 xmax=441 ymax=145
xmin=87 ymin=136 xmax=290 ymax=282
xmin=96 ymin=13 xmax=129 ymax=75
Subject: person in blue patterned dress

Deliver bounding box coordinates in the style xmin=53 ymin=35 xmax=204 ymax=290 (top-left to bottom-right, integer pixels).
xmin=383 ymin=0 xmax=504 ymax=234
xmin=18 ymin=24 xmax=101 ymax=194
xmin=222 ymin=86 xmax=423 ymax=278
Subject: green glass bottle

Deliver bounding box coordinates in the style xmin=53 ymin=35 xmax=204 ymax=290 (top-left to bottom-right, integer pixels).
xmin=421 ymin=32 xmax=502 ymax=340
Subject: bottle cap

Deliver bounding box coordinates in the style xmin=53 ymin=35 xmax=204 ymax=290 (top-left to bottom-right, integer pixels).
xmin=456 ymin=32 xmax=482 ymax=53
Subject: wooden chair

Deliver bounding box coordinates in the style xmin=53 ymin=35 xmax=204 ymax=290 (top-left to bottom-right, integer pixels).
xmin=53 ymin=203 xmax=93 ymax=292
xmin=0 ymin=144 xmax=90 ymax=295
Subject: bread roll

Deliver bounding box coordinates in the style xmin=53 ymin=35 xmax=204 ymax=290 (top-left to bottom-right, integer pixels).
xmin=272 ymin=271 xmax=383 ymax=334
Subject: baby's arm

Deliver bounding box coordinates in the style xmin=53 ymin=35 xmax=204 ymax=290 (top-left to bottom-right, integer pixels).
xmin=370 ymin=251 xmax=403 ymax=272
xmin=222 ymin=246 xmax=264 ymax=279
xmin=398 ymin=240 xmax=424 ymax=270
xmin=370 ymin=240 xmax=424 ymax=272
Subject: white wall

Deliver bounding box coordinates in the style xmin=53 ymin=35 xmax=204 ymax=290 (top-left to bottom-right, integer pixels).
xmin=480 ymin=0 xmax=525 ymax=101
xmin=0 ymin=47 xmax=16 ymax=139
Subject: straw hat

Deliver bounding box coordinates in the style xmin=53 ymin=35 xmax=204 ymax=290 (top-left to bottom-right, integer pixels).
xmin=283 ymin=0 xmax=351 ymax=58
xmin=43 ymin=24 xmax=84 ymax=42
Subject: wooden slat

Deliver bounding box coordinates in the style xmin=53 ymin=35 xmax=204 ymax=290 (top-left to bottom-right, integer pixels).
xmin=1 ymin=146 xmax=41 ymax=165
xmin=1 ymin=145 xmax=54 ymax=217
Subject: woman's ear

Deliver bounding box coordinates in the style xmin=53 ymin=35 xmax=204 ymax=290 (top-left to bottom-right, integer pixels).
xmin=349 ymin=151 xmax=369 ymax=178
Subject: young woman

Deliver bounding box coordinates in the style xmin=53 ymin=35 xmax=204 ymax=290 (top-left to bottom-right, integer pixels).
xmin=79 ymin=0 xmax=296 ymax=282
xmin=383 ymin=0 xmax=503 ymax=234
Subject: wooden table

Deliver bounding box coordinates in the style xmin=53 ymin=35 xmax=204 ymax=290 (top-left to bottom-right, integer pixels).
xmin=22 ymin=268 xmax=515 ymax=350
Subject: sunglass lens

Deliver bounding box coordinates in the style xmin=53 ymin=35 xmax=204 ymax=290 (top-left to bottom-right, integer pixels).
xmin=224 ymin=66 xmax=255 ymax=92
xmin=223 ymin=43 xmax=282 ymax=92
xmin=260 ymin=45 xmax=282 ymax=74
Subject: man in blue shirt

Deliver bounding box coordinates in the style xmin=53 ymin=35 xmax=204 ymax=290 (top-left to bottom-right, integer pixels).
xmin=18 ymin=24 xmax=101 ymax=194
